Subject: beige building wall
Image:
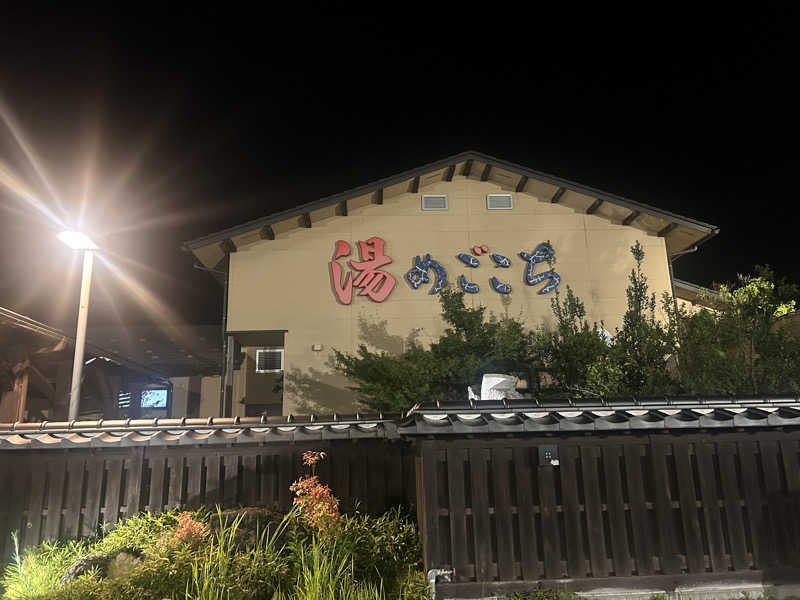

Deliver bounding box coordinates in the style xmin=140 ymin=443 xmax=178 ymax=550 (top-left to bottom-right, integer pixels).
xmin=226 ymin=175 xmax=673 ymax=415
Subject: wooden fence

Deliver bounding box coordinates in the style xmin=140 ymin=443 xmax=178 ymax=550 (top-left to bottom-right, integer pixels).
xmin=417 ymin=430 xmax=800 ymax=590
xmin=0 ymin=439 xmax=414 ymax=560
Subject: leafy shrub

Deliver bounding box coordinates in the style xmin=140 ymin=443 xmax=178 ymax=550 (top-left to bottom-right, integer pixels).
xmin=2 ymin=533 xmax=88 ymax=600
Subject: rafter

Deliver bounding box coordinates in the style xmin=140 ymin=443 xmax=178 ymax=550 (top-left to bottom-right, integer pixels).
xmin=622 ymin=210 xmax=641 ymax=226
xmin=259 ymin=225 xmax=275 ymax=240
xmin=658 ymin=222 xmax=678 ymax=237
xmin=515 ymin=175 xmax=528 ymax=193
xmin=462 ymin=159 xmax=473 ymax=177
xmin=220 ymin=238 xmax=237 ymax=254
xmin=480 ymin=164 xmax=492 ymax=181
xmin=373 ymin=189 xmax=384 ymax=205
xmin=443 ymin=165 xmax=456 ymax=182
xmin=336 ymin=200 xmax=348 ymax=216
xmin=301 ymin=212 xmax=312 ymax=228
xmin=409 ymin=177 xmax=420 ymax=194
xmin=585 ymin=199 xmax=604 ymax=214
xmin=550 ymin=187 xmax=566 ymax=203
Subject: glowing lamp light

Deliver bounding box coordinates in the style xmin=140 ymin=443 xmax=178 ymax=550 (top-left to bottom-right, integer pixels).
xmin=57 ymin=230 xmax=98 ymax=250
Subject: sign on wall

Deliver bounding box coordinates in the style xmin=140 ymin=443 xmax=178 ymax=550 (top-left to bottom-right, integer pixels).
xmin=329 ymin=238 xmax=561 ymax=304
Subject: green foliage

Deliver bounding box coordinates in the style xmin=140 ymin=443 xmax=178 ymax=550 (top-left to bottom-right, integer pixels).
xmin=323 ymin=509 xmax=421 ymax=598
xmin=2 ymin=533 xmax=87 ymax=600
xmin=335 ymin=287 xmax=534 ymax=411
xmin=509 ymin=588 xmax=579 ymax=600
xmin=335 ymin=241 xmax=800 ymax=409
xmin=1 ymin=506 xmax=419 ymax=600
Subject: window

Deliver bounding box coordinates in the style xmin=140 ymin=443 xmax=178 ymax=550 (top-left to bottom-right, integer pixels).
xmin=141 ymin=388 xmax=169 ymax=409
xmin=487 ymin=193 xmax=513 ymax=210
xmin=421 ymin=194 xmax=448 ymax=211
xmin=256 ymin=348 xmax=284 ymax=373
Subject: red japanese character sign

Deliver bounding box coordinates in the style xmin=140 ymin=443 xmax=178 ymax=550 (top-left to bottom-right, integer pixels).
xmin=329 ymin=237 xmax=396 ymax=304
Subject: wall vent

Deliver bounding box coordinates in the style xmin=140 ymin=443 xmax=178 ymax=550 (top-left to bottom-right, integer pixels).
xmin=487 ymin=193 xmax=513 ymax=210
xmin=255 ymin=348 xmax=284 ymax=373
xmin=421 ymin=194 xmax=448 ymax=211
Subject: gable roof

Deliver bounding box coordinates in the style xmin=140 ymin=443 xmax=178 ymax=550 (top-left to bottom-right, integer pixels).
xmin=184 ymin=150 xmax=719 ymax=270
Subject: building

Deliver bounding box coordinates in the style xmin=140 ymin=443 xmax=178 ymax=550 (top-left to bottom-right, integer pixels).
xmin=184 ymin=151 xmax=718 ymax=416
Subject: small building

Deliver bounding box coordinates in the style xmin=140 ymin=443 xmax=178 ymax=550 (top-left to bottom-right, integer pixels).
xmin=185 ymin=151 xmax=718 ymax=416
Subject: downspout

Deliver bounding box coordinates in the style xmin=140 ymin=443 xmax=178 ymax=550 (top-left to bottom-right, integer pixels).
xmin=218 ymin=254 xmax=230 ymax=418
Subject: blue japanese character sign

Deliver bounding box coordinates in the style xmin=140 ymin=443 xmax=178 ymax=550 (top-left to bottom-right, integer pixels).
xmin=520 ymin=242 xmax=561 ymax=294
xmin=405 ymin=254 xmax=447 ymax=294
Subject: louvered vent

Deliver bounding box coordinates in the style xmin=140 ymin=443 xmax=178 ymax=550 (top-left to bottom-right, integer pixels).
xmin=487 ymin=194 xmax=513 ymax=210
xmin=256 ymin=348 xmax=284 ymax=373
xmin=421 ymin=194 xmax=448 ymax=211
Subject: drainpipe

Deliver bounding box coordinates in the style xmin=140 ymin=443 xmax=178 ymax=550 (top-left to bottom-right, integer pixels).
xmin=427 ymin=568 xmax=454 ymax=600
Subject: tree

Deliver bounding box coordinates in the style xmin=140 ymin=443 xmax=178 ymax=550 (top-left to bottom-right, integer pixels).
xmin=333 ymin=287 xmax=534 ymax=412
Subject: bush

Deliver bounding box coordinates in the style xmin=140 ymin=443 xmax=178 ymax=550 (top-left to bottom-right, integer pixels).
xmin=2 ymin=533 xmax=87 ymax=600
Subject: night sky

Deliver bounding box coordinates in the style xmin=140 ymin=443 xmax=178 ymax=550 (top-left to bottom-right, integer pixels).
xmin=0 ymin=10 xmax=797 ymax=331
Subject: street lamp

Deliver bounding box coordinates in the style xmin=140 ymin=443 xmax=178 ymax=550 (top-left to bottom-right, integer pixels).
xmin=58 ymin=230 xmax=98 ymax=420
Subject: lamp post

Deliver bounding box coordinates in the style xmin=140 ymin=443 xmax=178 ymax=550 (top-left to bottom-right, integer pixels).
xmin=57 ymin=231 xmax=98 ymax=421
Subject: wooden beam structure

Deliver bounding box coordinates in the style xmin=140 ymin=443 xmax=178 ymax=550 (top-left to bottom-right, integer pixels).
xmin=301 ymin=212 xmax=312 ymax=228
xmin=515 ymin=175 xmax=528 ymax=193
xmin=585 ymin=199 xmax=604 ymax=215
xmin=259 ymin=225 xmax=275 ymax=240
xmin=443 ymin=165 xmax=456 ymax=182
xmin=373 ymin=189 xmax=384 ymax=205
xmin=480 ymin=164 xmax=492 ymax=181
xmin=219 ymin=238 xmax=237 ymax=254
xmin=550 ymin=187 xmax=566 ymax=203
xmin=622 ymin=210 xmax=641 ymax=226
xmin=336 ymin=200 xmax=348 ymax=216
xmin=409 ymin=177 xmax=420 ymax=194
xmin=462 ymin=159 xmax=473 ymax=177
xmin=658 ymin=222 xmax=678 ymax=237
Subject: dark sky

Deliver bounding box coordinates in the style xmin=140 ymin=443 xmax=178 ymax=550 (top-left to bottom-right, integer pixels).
xmin=0 ymin=9 xmax=798 ymax=330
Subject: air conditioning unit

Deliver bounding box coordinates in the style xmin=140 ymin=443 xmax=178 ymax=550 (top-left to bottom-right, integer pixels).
xmin=487 ymin=193 xmax=513 ymax=210
xmin=255 ymin=348 xmax=284 ymax=373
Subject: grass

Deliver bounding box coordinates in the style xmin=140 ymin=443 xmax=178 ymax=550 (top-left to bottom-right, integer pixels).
xmin=2 ymin=533 xmax=87 ymax=600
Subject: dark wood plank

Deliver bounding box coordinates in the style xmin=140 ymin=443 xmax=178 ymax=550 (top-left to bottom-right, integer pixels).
xmin=512 ymin=446 xmax=539 ymax=580
xmin=559 ymin=445 xmax=586 ymax=577
xmin=167 ymin=454 xmax=184 ymax=510
xmin=624 ymin=444 xmax=655 ymax=575
xmin=186 ymin=455 xmax=203 ymax=508
xmin=368 ymin=447 xmax=386 ymax=514
xmin=61 ymin=458 xmax=86 ymax=539
xmin=24 ymin=463 xmax=47 ymax=547
xmin=331 ymin=450 xmax=348 ymax=507
xmin=243 ymin=454 xmax=258 ymax=506
xmin=103 ymin=458 xmax=124 ymax=526
xmin=515 ymin=175 xmax=528 ymax=193
xmin=124 ymin=447 xmax=145 ymax=518
xmin=650 ymin=442 xmax=680 ymax=574
xmin=278 ymin=450 xmax=292 ymax=511
xmin=602 ymin=445 xmax=632 ymax=576
xmin=779 ymin=440 xmax=800 ymax=566
xmin=492 ymin=447 xmax=515 ymax=581
xmin=738 ymin=440 xmax=765 ymax=568
xmin=537 ymin=461 xmax=562 ymax=578
xmin=258 ymin=453 xmax=274 ymax=508
xmin=780 ymin=440 xmax=800 ymax=492
xmin=759 ymin=440 xmax=782 ymax=567
xmin=6 ymin=465 xmax=28 ymax=548
xmin=81 ymin=458 xmax=104 ymax=537
xmin=447 ymin=447 xmax=469 ymax=583
xmin=44 ymin=458 xmax=66 ymax=540
xmin=421 ymin=444 xmax=441 ymax=572
xmin=351 ymin=447 xmax=367 ymax=512
xmin=148 ymin=455 xmax=166 ymax=513
xmin=672 ymin=442 xmax=705 ymax=573
xmin=223 ymin=453 xmax=239 ymax=507
xmin=469 ymin=447 xmax=492 ymax=581
xmin=695 ymin=442 xmax=726 ymax=572
xmin=386 ymin=443 xmax=404 ymax=507
xmin=581 ymin=445 xmax=608 ymax=577
xmin=717 ymin=442 xmax=748 ymax=570
xmin=205 ymin=454 xmax=221 ymax=506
